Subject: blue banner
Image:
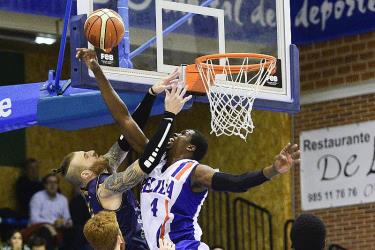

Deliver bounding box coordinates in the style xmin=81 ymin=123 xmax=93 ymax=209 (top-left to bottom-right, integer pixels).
xmin=0 ymin=83 xmax=40 ymax=133
xmin=291 ymin=0 xmax=375 ymax=44
xmin=0 ymin=0 xmax=278 ymax=44
xmin=2 ymin=1 xmax=375 ymax=45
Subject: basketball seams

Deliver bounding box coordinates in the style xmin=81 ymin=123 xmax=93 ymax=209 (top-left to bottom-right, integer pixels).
xmin=100 ymin=14 xmax=110 ymax=49
xmin=85 ymin=15 xmax=100 ymax=42
xmin=108 ymin=18 xmax=119 ymax=49
xmin=84 ymin=8 xmax=124 ymax=50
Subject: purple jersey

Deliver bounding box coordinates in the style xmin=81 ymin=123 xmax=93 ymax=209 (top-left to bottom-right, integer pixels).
xmin=83 ymin=173 xmax=149 ymax=250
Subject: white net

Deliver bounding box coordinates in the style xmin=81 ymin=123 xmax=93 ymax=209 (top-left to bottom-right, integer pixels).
xmin=196 ymin=55 xmax=276 ymax=140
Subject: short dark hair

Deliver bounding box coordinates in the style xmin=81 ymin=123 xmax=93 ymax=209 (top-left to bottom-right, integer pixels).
xmin=290 ymin=214 xmax=326 ymax=250
xmin=42 ymin=173 xmax=58 ymax=185
xmin=29 ymin=236 xmax=46 ymax=247
xmin=190 ymin=130 xmax=208 ymax=161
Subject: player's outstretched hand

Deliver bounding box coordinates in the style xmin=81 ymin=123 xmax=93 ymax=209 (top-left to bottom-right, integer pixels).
xmin=273 ymin=143 xmax=300 ymax=174
xmin=165 ymin=84 xmax=192 ymax=115
xmin=151 ymin=67 xmax=181 ymax=95
xmin=159 ymin=238 xmax=175 ymax=250
xmin=76 ymin=48 xmax=100 ymax=72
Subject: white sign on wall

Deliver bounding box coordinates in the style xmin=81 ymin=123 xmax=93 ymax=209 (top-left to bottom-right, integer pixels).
xmin=300 ymin=121 xmax=375 ymax=211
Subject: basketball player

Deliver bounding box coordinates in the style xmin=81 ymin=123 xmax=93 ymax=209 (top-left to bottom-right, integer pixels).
xmin=55 ymin=49 xmax=191 ymax=249
xmin=84 ymin=211 xmax=176 ymax=250
xmin=69 ymin=49 xmax=300 ymax=250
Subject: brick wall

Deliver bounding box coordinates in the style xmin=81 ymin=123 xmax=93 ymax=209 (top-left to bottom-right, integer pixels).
xmin=293 ymin=31 xmax=375 ymax=249
xmin=300 ymin=32 xmax=375 ymax=93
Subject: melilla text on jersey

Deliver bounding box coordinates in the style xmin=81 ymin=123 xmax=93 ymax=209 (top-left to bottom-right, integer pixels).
xmin=141 ymin=177 xmax=175 ymax=199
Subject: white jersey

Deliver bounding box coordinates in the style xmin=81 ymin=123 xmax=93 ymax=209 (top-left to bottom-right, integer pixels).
xmin=140 ymin=159 xmax=209 ymax=250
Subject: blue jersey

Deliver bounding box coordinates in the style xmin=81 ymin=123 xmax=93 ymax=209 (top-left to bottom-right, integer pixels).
xmin=83 ymin=173 xmax=149 ymax=250
xmin=140 ymin=159 xmax=209 ymax=250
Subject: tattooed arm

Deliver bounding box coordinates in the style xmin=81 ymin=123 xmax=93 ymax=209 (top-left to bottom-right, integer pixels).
xmin=98 ymin=160 xmax=146 ymax=197
xmin=102 ymin=141 xmax=128 ymax=174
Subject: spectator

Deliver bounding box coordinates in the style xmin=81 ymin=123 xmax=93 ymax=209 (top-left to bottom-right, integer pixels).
xmin=290 ymin=214 xmax=326 ymax=250
xmin=2 ymin=230 xmax=30 ymax=250
xmin=29 ymin=173 xmax=72 ymax=250
xmin=16 ymin=159 xmax=43 ymax=218
xmin=28 ymin=237 xmax=46 ymax=250
xmin=29 ymin=173 xmax=71 ymax=227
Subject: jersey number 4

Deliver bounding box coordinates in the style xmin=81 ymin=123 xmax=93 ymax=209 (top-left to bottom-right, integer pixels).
xmin=151 ymin=198 xmax=158 ymax=217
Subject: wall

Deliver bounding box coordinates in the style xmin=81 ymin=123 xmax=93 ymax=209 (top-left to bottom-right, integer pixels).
xmin=294 ymin=31 xmax=375 ymax=249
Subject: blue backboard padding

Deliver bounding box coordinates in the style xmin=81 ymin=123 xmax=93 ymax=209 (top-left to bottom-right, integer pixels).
xmin=0 ymin=83 xmax=40 ymax=133
xmin=37 ymin=88 xmax=174 ymax=131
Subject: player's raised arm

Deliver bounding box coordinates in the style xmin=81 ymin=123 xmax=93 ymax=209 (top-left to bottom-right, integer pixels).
xmin=76 ymin=48 xmax=180 ymax=155
xmin=99 ymin=85 xmax=192 ymax=196
xmin=191 ymin=143 xmax=300 ymax=192
xmin=103 ymin=69 xmax=180 ymax=173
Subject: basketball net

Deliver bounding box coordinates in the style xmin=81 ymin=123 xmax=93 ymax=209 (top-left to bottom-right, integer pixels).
xmin=196 ymin=54 xmax=276 ymax=140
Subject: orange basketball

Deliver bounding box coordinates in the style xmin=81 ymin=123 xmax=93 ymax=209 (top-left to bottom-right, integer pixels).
xmin=84 ymin=9 xmax=125 ymax=51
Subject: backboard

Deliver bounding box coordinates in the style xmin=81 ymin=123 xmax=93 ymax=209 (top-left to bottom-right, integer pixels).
xmin=70 ymin=0 xmax=299 ymax=113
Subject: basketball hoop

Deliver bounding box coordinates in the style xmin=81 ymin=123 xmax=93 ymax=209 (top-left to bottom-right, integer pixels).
xmin=186 ymin=53 xmax=277 ymax=140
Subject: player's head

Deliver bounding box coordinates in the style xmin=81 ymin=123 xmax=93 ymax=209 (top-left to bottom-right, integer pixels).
xmin=290 ymin=214 xmax=326 ymax=250
xmin=56 ymin=150 xmax=108 ymax=187
xmin=84 ymin=211 xmax=125 ymax=250
xmin=167 ymin=129 xmax=208 ymax=161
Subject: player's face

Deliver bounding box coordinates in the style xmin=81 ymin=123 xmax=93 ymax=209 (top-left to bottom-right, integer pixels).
xmin=167 ymin=129 xmax=195 ymax=150
xmin=70 ymin=150 xmax=106 ymax=171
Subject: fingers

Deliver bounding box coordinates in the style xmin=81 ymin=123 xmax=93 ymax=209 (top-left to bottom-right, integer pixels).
xmin=289 ymin=144 xmax=299 ymax=153
xmin=293 ymin=159 xmax=301 ymax=167
xmin=164 ymin=67 xmax=180 ymax=82
xmin=75 ymin=48 xmax=96 ymax=60
xmin=291 ymin=150 xmax=300 ymax=160
xmin=170 ymin=84 xmax=177 ymax=96
xmin=279 ymin=143 xmax=291 ymax=155
xmin=179 ymin=86 xmax=187 ymax=98
xmin=280 ymin=143 xmax=299 ymax=155
xmin=76 ymin=48 xmax=88 ymax=59
xmin=182 ymin=95 xmax=193 ymax=103
xmin=165 ymin=88 xmax=171 ymax=97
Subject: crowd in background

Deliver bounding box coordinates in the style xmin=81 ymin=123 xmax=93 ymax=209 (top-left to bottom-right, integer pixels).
xmin=0 ymin=159 xmax=91 ymax=250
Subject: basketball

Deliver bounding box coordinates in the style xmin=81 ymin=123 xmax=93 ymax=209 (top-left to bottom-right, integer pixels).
xmin=84 ymin=9 xmax=125 ymax=51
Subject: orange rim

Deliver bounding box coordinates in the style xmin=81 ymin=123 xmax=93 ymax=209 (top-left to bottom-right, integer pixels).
xmin=195 ymin=53 xmax=276 ymax=72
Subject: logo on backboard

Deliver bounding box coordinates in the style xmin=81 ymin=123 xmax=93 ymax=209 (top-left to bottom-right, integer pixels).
xmin=96 ymin=47 xmax=119 ymax=67
xmin=264 ymin=59 xmax=282 ymax=88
